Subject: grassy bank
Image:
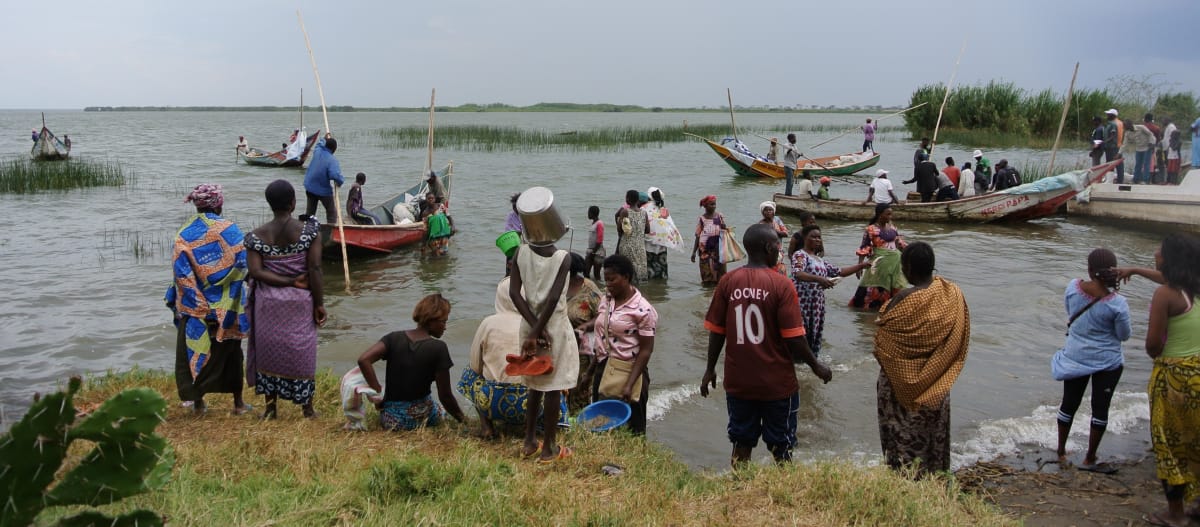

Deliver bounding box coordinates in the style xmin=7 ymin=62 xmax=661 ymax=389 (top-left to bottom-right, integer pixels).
xmin=25 ymin=369 xmax=1019 ymax=526
xmin=371 ymin=123 xmax=905 ymax=152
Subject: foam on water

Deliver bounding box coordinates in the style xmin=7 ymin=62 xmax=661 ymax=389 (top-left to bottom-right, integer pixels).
xmin=950 ymin=390 xmax=1149 ymax=469
xmin=647 ymin=383 xmax=702 ymax=421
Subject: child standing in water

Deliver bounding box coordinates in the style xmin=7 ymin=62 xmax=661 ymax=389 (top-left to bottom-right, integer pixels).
xmin=585 ymin=205 xmax=605 ymax=282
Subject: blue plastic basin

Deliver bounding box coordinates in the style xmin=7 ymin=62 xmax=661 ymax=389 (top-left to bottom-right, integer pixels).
xmin=578 ymin=400 xmax=631 ymax=432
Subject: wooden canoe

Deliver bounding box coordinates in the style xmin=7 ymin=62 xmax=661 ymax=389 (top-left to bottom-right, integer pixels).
xmin=238 ymin=130 xmax=320 ymax=168
xmin=319 ymin=162 xmax=453 ymax=257
xmin=703 ymin=139 xmax=880 ymax=179
xmin=31 ymin=125 xmax=70 ymax=161
xmin=774 ymin=160 xmax=1120 ymax=223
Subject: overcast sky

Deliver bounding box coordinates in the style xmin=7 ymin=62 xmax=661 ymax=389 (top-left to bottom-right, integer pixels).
xmin=3 ymin=0 xmax=1197 ymax=109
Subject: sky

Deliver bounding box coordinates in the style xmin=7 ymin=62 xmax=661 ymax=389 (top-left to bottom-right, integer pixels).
xmin=3 ymin=0 xmax=1198 ymax=109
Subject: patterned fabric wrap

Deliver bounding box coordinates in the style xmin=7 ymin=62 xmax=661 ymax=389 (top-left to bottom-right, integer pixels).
xmin=792 ymin=250 xmax=841 ymax=356
xmin=874 ymin=277 xmax=971 ymax=410
xmin=165 ymin=212 xmax=248 ymax=380
xmin=246 ymin=252 xmax=317 ymax=382
xmin=380 ymin=395 xmax=447 ymax=431
xmin=254 ymin=373 xmax=315 ymax=405
xmin=877 ymin=371 xmax=951 ymax=475
xmin=1149 ymin=355 xmax=1200 ymax=501
xmin=184 ymin=183 xmax=224 ymax=210
xmin=642 ymin=203 xmax=686 ymax=253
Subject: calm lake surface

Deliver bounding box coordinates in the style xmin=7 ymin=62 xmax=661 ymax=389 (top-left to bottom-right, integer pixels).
xmin=0 ymin=109 xmax=1169 ymax=469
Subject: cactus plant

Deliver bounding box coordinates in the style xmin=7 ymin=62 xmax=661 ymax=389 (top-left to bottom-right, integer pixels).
xmin=0 ymin=376 xmax=174 ymax=527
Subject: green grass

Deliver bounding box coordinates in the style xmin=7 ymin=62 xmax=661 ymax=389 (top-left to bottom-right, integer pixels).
xmin=371 ymin=123 xmax=905 ymax=152
xmin=0 ymin=157 xmax=130 ymax=194
xmin=25 ymin=369 xmax=1020 ymax=527
xmin=1017 ymin=159 xmax=1091 ymax=184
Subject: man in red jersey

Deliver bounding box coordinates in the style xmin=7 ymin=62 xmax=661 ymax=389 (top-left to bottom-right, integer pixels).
xmin=700 ymin=223 xmax=832 ymax=466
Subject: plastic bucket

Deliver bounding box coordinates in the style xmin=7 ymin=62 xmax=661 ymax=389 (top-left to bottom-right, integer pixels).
xmin=578 ymin=400 xmax=631 ymax=432
xmin=515 ymin=186 xmax=569 ymax=244
xmin=496 ymin=230 xmax=521 ymax=258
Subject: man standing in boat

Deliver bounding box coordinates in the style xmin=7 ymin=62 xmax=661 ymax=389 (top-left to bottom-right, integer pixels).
xmin=862 ymin=119 xmax=876 ymax=154
xmin=782 ymin=133 xmax=801 ymax=196
xmin=303 ymin=132 xmax=345 ymax=223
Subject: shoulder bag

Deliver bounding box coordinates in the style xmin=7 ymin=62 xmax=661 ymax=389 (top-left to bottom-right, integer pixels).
xmin=597 ymin=301 xmax=644 ymax=402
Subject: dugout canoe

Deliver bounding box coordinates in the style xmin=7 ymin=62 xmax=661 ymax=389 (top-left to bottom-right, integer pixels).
xmin=703 ymin=139 xmax=880 ymax=179
xmin=773 ymin=159 xmax=1120 ymax=223
xmin=31 ymin=124 xmax=70 ymax=161
xmin=238 ymin=130 xmax=320 ymax=168
xmin=319 ymin=162 xmax=453 ymax=257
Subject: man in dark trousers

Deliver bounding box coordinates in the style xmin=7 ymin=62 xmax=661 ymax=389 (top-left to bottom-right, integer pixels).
xmin=303 ymin=133 xmax=346 ymax=223
xmin=904 ymin=151 xmax=940 ymax=202
xmin=700 ymin=224 xmax=832 ymax=467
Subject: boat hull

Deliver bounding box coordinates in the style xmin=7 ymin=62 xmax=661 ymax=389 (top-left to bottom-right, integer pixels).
xmin=31 ymin=126 xmax=70 ymax=161
xmin=319 ymin=163 xmax=452 ymax=258
xmin=238 ymin=130 xmax=320 ymax=168
xmin=704 ymin=140 xmax=879 ymax=179
xmin=1066 ymin=171 xmax=1200 ymax=230
xmin=775 ymin=160 xmax=1120 ymax=223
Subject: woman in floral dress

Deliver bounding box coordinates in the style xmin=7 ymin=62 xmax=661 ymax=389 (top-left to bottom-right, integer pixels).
xmin=791 ymin=224 xmax=869 ymax=357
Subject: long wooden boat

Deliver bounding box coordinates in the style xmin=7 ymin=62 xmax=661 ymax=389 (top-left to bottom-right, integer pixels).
xmin=31 ymin=125 xmax=70 ymax=161
xmin=774 ymin=159 xmax=1120 ymax=223
xmin=319 ymin=162 xmax=453 ymax=257
xmin=238 ymin=130 xmax=320 ymax=167
xmin=1066 ymin=169 xmax=1200 ymax=230
xmin=703 ymin=139 xmax=880 ymax=179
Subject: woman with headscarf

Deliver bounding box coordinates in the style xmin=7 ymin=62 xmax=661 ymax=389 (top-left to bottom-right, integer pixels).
xmin=641 ymin=187 xmax=685 ymax=280
xmin=874 ymin=242 xmax=970 ymax=477
xmin=691 ymin=195 xmax=727 ymax=285
xmin=357 ymin=294 xmax=467 ymax=431
xmin=615 ymin=189 xmax=650 ymax=283
xmin=758 ymin=201 xmax=790 ymax=276
xmin=245 ymin=179 xmax=326 ymax=419
xmin=459 ymin=277 xmax=570 ymax=439
xmin=850 ymin=204 xmax=908 ymax=310
xmin=166 ymin=183 xmax=251 ymax=415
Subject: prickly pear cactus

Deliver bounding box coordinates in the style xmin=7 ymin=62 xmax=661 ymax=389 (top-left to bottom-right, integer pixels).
xmin=0 ymin=376 xmax=174 ymax=527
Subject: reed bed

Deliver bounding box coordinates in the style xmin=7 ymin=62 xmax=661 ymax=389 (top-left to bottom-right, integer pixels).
xmin=1017 ymin=159 xmax=1090 ymax=185
xmin=30 ymin=369 xmax=1017 ymax=527
xmin=0 ymin=158 xmax=130 ymax=194
xmin=371 ymin=123 xmax=905 ymax=152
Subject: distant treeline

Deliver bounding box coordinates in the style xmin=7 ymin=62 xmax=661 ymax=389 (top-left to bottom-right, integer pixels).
xmin=82 ymin=102 xmax=900 ymax=114
xmin=904 ymin=80 xmax=1200 ymax=142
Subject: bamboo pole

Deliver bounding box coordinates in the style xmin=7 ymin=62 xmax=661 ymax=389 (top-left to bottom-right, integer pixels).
xmin=297 ymin=10 xmax=350 ymax=292
xmin=425 ymin=88 xmax=436 ymax=175
xmin=930 ymin=40 xmax=968 ymax=156
xmin=806 ymin=102 xmax=930 ymax=150
xmin=726 ymin=88 xmax=739 ymax=142
xmin=1048 ymin=62 xmax=1080 ymax=175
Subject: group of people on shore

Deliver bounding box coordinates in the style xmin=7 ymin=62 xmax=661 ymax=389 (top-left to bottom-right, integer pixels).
xmin=1089 ymin=109 xmax=1193 ymax=185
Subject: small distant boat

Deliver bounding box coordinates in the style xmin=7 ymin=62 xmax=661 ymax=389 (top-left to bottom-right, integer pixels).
xmin=774 ymin=160 xmax=1120 ymax=223
xmin=703 ymin=138 xmax=880 ymax=179
xmin=1067 ymin=169 xmax=1200 ymax=230
xmin=319 ymin=163 xmax=453 ymax=257
xmin=31 ymin=114 xmax=70 ymax=161
xmin=238 ymin=130 xmax=320 ymax=168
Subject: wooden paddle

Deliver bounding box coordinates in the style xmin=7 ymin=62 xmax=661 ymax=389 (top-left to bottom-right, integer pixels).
xmin=1047 ymin=63 xmax=1080 ymax=175
xmin=726 ymin=88 xmax=739 ymax=142
xmin=297 ymin=10 xmax=351 ymax=293
xmin=748 ymin=132 xmax=869 ymax=186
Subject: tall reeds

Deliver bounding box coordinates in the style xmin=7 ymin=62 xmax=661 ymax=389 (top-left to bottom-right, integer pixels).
xmin=904 ymin=82 xmax=1118 ymax=144
xmin=370 ymin=123 xmax=904 ymax=152
xmin=0 ymin=158 xmax=130 ymax=194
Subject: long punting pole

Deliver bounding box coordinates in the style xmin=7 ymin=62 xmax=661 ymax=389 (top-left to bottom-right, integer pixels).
xmin=726 ymin=88 xmax=739 ymax=142
xmin=806 ymin=102 xmax=930 ymax=150
xmin=425 ymin=89 xmax=435 ymax=175
xmin=930 ymin=40 xmax=967 ymax=156
xmin=1048 ymin=62 xmax=1080 ymax=175
xmin=297 ymin=10 xmax=351 ymax=292
xmin=299 ymin=88 xmax=304 ymax=130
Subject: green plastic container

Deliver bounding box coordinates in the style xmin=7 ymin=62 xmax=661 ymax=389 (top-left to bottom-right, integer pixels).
xmin=496 ymin=230 xmax=521 ymax=258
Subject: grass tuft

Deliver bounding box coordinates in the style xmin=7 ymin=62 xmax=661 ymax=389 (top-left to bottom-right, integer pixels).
xmin=27 ymin=369 xmax=1022 ymax=526
xmin=0 ymin=157 xmax=130 ymax=194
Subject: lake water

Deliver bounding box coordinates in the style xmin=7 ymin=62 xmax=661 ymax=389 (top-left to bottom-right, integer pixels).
xmin=0 ymin=109 xmax=1166 ymax=470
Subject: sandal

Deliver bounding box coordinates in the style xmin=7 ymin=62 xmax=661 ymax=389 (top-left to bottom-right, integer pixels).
xmin=536 ymin=445 xmax=573 ymax=465
xmin=1077 ymin=462 xmax=1119 ymax=475
xmin=520 ymin=440 xmax=543 ymax=460
xmin=1143 ymin=511 xmax=1187 ymax=527
xmin=231 ymin=404 xmax=254 ymax=416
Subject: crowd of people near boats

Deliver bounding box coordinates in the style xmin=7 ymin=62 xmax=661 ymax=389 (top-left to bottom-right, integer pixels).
xmin=164 ymin=126 xmax=1200 ymax=520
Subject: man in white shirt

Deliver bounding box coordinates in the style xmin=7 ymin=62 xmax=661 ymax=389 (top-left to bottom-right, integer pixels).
xmin=793 ymin=173 xmax=815 ymax=198
xmin=782 ymin=133 xmax=801 ymax=196
xmin=864 ymin=169 xmax=900 ymax=215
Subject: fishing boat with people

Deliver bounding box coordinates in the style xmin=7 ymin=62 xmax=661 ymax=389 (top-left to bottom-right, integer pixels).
xmin=30 ymin=114 xmax=70 ymax=161
xmin=1066 ymin=169 xmax=1200 ymax=230
xmin=319 ymin=163 xmax=452 ymax=257
xmin=238 ymin=129 xmax=321 ymax=168
xmin=774 ymin=159 xmax=1120 ymax=223
xmin=702 ymin=137 xmax=880 ymax=179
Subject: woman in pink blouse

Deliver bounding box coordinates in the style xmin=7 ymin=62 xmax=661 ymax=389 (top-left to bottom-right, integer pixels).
xmin=579 ymin=253 xmax=658 ymax=435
